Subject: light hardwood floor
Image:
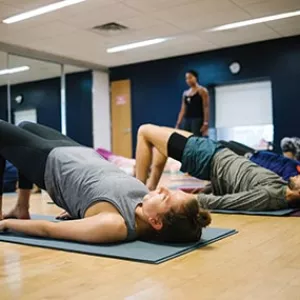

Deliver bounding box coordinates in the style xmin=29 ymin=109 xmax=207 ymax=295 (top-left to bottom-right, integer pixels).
xmin=1 ymin=192 xmax=300 ymax=300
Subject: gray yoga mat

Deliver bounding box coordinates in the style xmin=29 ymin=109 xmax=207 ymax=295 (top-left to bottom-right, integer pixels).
xmin=0 ymin=215 xmax=237 ymax=264
xmin=211 ymin=208 xmax=297 ymax=216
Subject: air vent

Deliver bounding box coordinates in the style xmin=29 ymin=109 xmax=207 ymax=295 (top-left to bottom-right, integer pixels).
xmin=93 ymin=22 xmax=128 ymax=31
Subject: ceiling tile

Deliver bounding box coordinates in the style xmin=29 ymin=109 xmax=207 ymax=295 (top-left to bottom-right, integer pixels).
xmin=0 ymin=0 xmax=55 ymax=10
xmin=198 ymin=23 xmax=280 ymax=46
xmin=0 ymin=3 xmax=22 ymax=19
xmin=104 ymin=23 xmax=183 ymax=46
xmin=117 ymin=15 xmax=166 ymax=31
xmin=153 ymin=0 xmax=241 ymax=22
xmin=173 ymin=8 xmax=251 ymax=31
xmin=242 ymin=0 xmax=300 ymax=18
xmin=0 ymin=21 xmax=77 ymax=45
xmin=121 ymin=0 xmax=196 ymax=13
xmin=231 ymin=0 xmax=268 ymax=6
xmin=53 ymin=0 xmax=120 ymax=18
xmin=267 ymin=16 xmax=300 ymax=36
xmin=58 ymin=2 xmax=141 ymax=29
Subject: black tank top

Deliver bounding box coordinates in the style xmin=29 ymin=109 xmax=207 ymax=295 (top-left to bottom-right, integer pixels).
xmin=184 ymin=92 xmax=204 ymax=119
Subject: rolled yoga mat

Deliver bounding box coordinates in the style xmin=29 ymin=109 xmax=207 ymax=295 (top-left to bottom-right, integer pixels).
xmin=0 ymin=215 xmax=237 ymax=264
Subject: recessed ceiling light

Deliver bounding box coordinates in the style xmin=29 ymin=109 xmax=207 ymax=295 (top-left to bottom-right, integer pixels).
xmin=107 ymin=38 xmax=171 ymax=53
xmin=209 ymin=10 xmax=300 ymax=31
xmin=2 ymin=0 xmax=86 ymax=24
xmin=0 ymin=66 xmax=30 ymax=76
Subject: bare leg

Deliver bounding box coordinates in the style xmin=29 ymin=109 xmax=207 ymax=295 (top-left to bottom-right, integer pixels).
xmin=147 ymin=148 xmax=168 ymax=191
xmin=135 ymin=124 xmax=192 ymax=184
xmin=4 ymin=189 xmax=31 ymax=219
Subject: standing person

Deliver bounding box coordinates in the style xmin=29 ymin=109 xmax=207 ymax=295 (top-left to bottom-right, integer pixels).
xmin=176 ymin=70 xmax=209 ymax=136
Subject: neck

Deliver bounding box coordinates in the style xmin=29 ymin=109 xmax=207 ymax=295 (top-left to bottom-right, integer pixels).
xmin=135 ymin=205 xmax=153 ymax=237
xmin=190 ymin=84 xmax=197 ymax=89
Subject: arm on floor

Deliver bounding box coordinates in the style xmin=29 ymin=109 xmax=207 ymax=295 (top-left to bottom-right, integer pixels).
xmin=0 ymin=213 xmax=127 ymax=243
xmin=197 ymin=188 xmax=274 ymax=211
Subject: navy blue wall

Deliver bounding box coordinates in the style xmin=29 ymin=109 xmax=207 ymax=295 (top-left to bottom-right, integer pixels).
xmin=0 ymin=85 xmax=7 ymax=121
xmin=66 ymin=71 xmax=93 ymax=147
xmin=11 ymin=77 xmax=61 ymax=131
xmin=0 ymin=70 xmax=93 ymax=146
xmin=110 ymin=35 xmax=300 ymax=153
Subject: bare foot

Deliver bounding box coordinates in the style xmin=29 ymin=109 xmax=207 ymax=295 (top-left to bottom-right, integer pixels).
xmin=4 ymin=206 xmax=30 ymax=220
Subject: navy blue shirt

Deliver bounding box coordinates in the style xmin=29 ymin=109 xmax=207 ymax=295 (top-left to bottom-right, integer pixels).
xmin=250 ymin=151 xmax=300 ymax=181
xmin=4 ymin=161 xmax=18 ymax=192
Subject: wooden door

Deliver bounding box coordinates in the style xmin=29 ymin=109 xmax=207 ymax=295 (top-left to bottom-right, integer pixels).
xmin=111 ymin=80 xmax=132 ymax=158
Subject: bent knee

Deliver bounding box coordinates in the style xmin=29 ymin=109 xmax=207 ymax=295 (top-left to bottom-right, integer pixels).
xmin=18 ymin=121 xmax=32 ymax=129
xmin=138 ymin=124 xmax=159 ymax=136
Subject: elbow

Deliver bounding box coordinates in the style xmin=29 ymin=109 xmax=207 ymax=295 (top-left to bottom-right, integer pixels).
xmin=42 ymin=222 xmax=56 ymax=238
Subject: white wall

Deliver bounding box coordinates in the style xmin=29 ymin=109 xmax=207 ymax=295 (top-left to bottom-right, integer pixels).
xmin=92 ymin=71 xmax=111 ymax=150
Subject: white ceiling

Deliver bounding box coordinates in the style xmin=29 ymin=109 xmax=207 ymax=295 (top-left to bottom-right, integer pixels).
xmin=0 ymin=0 xmax=299 ymax=67
xmin=0 ymin=51 xmax=85 ymax=86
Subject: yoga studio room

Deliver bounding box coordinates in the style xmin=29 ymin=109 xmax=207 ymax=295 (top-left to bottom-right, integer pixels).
xmin=1 ymin=0 xmax=300 ymax=299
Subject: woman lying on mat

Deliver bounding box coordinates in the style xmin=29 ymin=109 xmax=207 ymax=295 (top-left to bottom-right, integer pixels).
xmin=135 ymin=124 xmax=300 ymax=211
xmin=0 ymin=121 xmax=211 ymax=244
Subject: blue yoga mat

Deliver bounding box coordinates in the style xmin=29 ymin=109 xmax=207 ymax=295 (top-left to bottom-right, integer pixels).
xmin=0 ymin=215 xmax=237 ymax=264
xmin=211 ymin=208 xmax=297 ymax=216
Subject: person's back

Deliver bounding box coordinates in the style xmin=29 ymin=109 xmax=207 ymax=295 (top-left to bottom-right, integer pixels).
xmin=250 ymin=151 xmax=300 ymax=181
xmin=45 ymin=146 xmax=148 ymax=241
xmin=204 ymin=148 xmax=288 ymax=210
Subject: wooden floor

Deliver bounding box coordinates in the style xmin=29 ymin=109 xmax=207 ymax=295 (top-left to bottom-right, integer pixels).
xmin=1 ymin=192 xmax=300 ymax=300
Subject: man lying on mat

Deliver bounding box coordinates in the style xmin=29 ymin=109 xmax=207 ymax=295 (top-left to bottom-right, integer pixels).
xmin=0 ymin=121 xmax=211 ymax=243
xmin=220 ymin=140 xmax=300 ymax=181
xmin=135 ymin=124 xmax=300 ymax=211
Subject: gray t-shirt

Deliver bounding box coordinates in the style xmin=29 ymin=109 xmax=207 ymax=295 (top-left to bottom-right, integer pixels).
xmin=198 ymin=149 xmax=289 ymax=211
xmin=44 ymin=147 xmax=148 ymax=241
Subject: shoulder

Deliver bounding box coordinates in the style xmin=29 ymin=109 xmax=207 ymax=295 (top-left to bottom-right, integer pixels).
xmin=103 ymin=213 xmax=128 ymax=240
xmin=198 ymin=86 xmax=208 ymax=95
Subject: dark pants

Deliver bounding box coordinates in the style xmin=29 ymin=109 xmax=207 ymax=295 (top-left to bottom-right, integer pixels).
xmin=219 ymin=141 xmax=255 ymax=156
xmin=0 ymin=121 xmax=79 ymax=195
xmin=182 ymin=118 xmax=203 ymax=136
xmin=167 ymin=133 xmax=224 ymax=180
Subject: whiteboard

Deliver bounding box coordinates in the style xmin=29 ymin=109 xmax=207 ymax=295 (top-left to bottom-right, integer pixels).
xmin=215 ymin=81 xmax=273 ymax=128
xmin=14 ymin=109 xmax=37 ymax=125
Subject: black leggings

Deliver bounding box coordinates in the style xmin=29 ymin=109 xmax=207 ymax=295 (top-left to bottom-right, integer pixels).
xmin=219 ymin=140 xmax=255 ymax=156
xmin=0 ymin=121 xmax=79 ymax=195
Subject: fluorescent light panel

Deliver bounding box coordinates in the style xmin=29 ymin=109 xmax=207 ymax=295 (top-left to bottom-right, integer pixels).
xmin=2 ymin=0 xmax=86 ymax=24
xmin=0 ymin=66 xmax=30 ymax=76
xmin=209 ymin=10 xmax=300 ymax=31
xmin=107 ymin=38 xmax=170 ymax=53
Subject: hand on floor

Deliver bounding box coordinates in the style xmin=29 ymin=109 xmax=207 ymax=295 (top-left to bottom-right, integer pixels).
xmin=0 ymin=219 xmax=7 ymax=232
xmin=56 ymin=210 xmax=72 ymax=220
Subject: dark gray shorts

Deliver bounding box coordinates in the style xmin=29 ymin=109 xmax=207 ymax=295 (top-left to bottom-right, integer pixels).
xmin=167 ymin=133 xmax=224 ymax=180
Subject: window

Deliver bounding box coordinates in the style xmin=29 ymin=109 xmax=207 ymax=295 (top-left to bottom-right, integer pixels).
xmin=14 ymin=109 xmax=37 ymax=125
xmin=215 ymin=81 xmax=273 ymax=150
